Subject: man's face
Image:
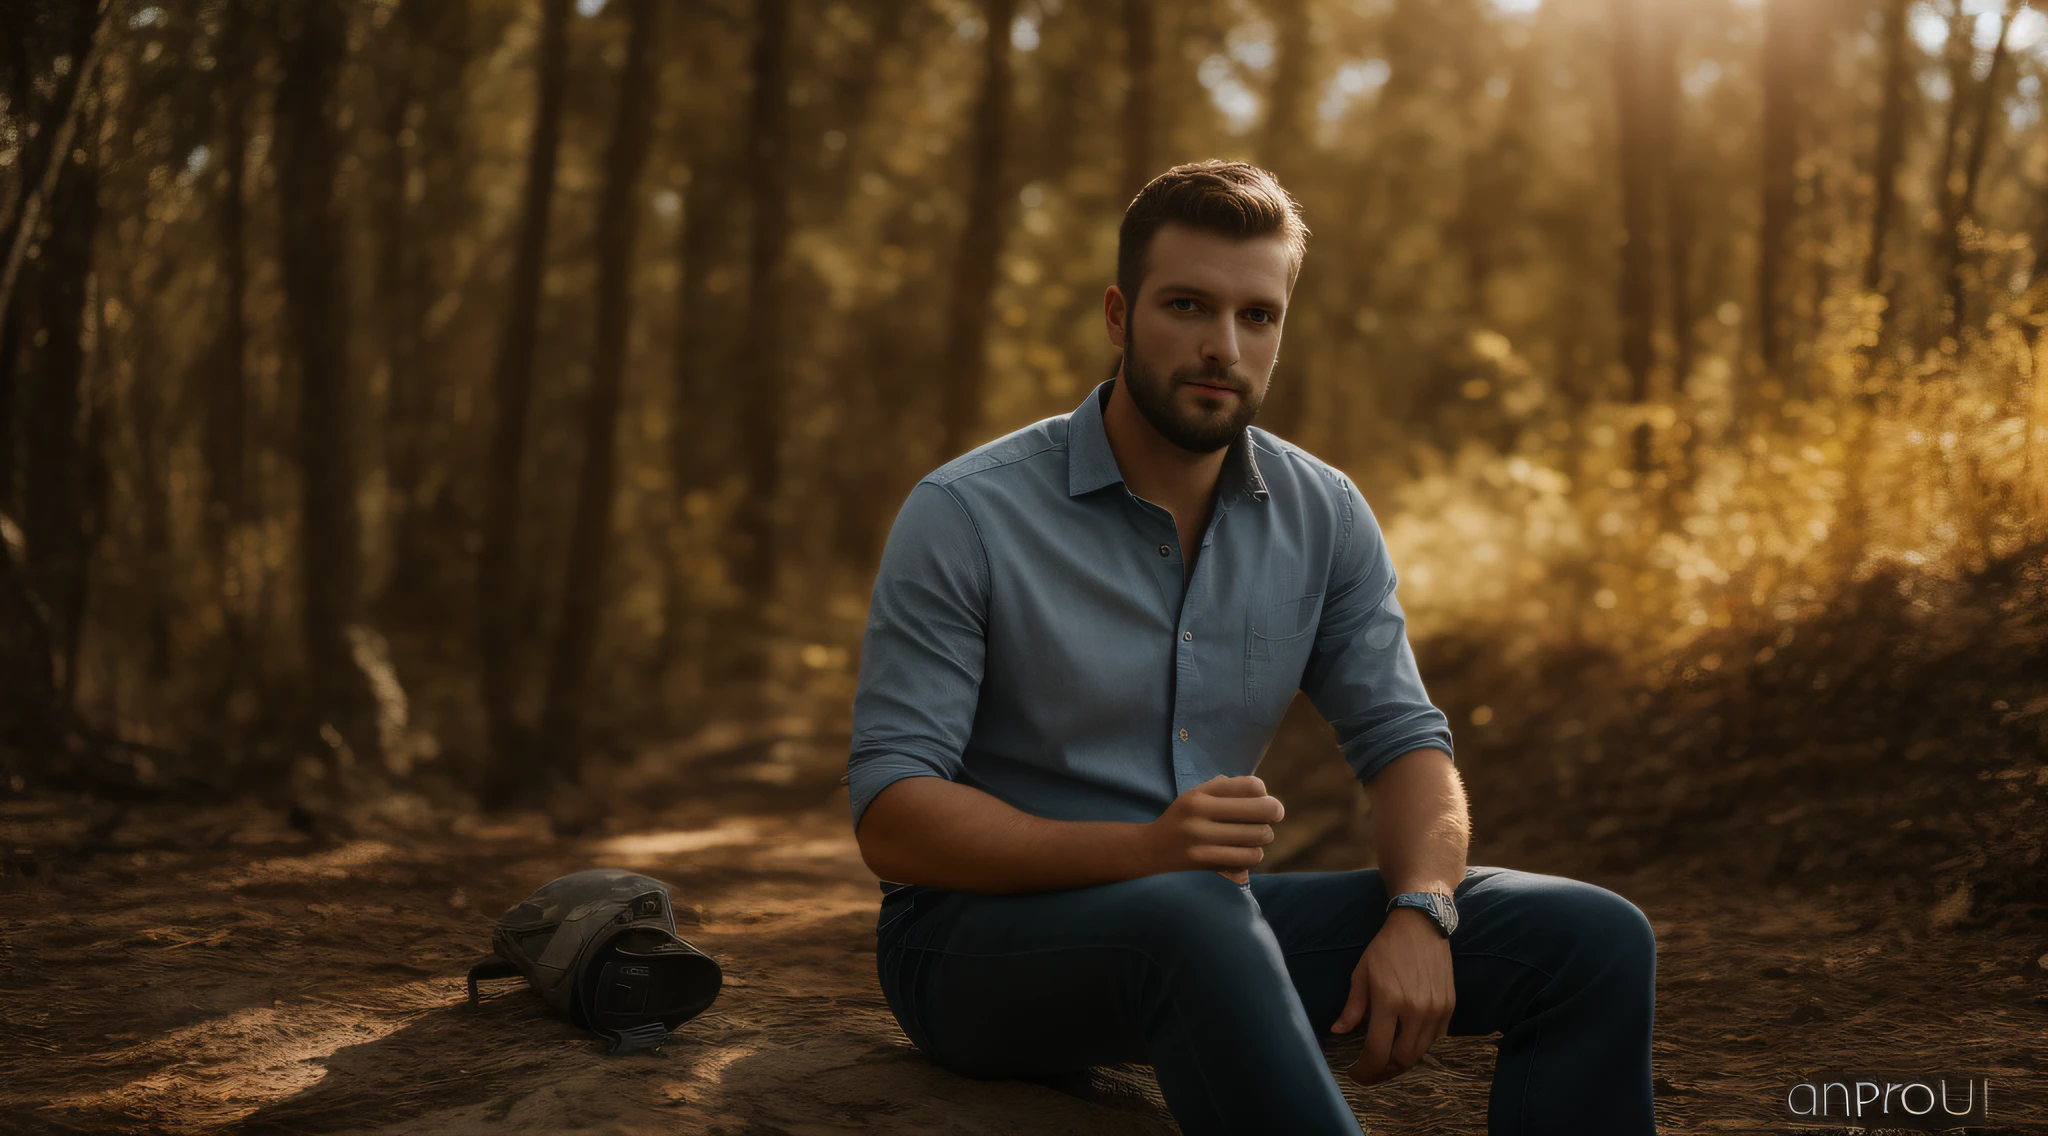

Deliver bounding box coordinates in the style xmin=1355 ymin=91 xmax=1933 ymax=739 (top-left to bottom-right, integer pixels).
xmin=1111 ymin=221 xmax=1292 ymax=454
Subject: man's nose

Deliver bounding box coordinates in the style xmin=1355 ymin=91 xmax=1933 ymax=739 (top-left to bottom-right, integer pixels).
xmin=1201 ymin=317 xmax=1240 ymax=370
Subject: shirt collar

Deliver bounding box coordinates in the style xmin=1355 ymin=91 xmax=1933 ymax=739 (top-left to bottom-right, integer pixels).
xmin=1066 ymin=377 xmax=1269 ymax=505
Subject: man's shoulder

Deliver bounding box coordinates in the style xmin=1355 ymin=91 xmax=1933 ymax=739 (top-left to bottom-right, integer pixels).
xmin=921 ymin=413 xmax=1070 ymax=491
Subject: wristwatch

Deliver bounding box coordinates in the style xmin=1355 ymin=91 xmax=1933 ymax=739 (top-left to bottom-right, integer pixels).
xmin=1385 ymin=891 xmax=1459 ymax=938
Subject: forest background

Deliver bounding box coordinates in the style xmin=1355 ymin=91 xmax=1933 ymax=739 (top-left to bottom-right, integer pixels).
xmin=10 ymin=0 xmax=2048 ymax=1131
xmin=4 ymin=0 xmax=2048 ymax=929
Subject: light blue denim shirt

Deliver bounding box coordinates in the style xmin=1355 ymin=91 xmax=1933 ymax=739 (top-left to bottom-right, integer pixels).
xmin=846 ymin=377 xmax=1454 ymax=846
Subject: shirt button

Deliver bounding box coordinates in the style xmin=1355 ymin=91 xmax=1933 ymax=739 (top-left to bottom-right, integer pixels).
xmin=1182 ymin=630 xmax=1193 ymax=641
xmin=1178 ymin=728 xmax=1190 ymax=741
xmin=1158 ymin=544 xmax=1171 ymax=557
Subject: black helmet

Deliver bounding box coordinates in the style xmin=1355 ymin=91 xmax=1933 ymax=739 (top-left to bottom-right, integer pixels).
xmin=466 ymin=868 xmax=723 ymax=1054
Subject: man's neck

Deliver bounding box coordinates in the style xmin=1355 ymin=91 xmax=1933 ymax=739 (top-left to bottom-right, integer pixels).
xmin=1101 ymin=371 xmax=1229 ymax=521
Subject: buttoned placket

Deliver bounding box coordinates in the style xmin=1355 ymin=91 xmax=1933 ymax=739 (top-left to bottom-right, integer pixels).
xmin=1128 ymin=489 xmax=1241 ymax=798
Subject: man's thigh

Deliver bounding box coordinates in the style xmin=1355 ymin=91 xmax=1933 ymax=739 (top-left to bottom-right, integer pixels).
xmin=879 ymin=870 xmax=1292 ymax=1078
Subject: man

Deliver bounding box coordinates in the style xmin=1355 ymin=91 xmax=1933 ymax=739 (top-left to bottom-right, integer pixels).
xmin=846 ymin=160 xmax=1656 ymax=1135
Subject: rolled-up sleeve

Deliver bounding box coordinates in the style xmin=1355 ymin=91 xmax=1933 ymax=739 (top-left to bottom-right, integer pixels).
xmin=1299 ymin=475 xmax=1455 ymax=786
xmin=846 ymin=480 xmax=990 ymax=833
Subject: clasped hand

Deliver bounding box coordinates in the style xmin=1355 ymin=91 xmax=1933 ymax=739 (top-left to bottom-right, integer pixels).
xmin=1144 ymin=775 xmax=1455 ymax=1083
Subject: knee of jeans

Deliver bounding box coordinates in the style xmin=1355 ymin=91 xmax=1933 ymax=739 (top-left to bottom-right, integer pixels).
xmin=1115 ymin=870 xmax=1262 ymax=960
xmin=1573 ymin=886 xmax=1657 ymax=978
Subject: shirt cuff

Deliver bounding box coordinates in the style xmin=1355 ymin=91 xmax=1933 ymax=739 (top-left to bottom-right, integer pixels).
xmin=848 ymin=753 xmax=957 ymax=833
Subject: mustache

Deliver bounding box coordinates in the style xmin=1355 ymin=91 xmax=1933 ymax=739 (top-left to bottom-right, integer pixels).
xmin=1176 ymin=367 xmax=1245 ymax=393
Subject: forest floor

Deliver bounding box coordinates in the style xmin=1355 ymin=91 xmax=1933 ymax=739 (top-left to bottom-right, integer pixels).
xmin=6 ymin=552 xmax=2048 ymax=1134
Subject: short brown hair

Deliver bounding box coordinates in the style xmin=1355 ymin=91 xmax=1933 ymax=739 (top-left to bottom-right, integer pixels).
xmin=1116 ymin=160 xmax=1310 ymax=311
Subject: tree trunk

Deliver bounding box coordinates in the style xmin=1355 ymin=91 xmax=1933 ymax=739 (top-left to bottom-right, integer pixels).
xmin=1945 ymin=0 xmax=2017 ymax=340
xmin=731 ymin=0 xmax=792 ymax=636
xmin=1926 ymin=0 xmax=1973 ymax=350
xmin=0 ymin=0 xmax=104 ymax=325
xmin=1253 ymin=0 xmax=1313 ymax=442
xmin=16 ymin=0 xmax=102 ymax=708
xmin=1122 ymin=0 xmax=1155 ymax=201
xmin=1613 ymin=0 xmax=1657 ymax=475
xmin=383 ymin=0 xmax=473 ymax=623
xmin=1863 ymin=0 xmax=1911 ymax=367
xmin=936 ymin=0 xmax=1016 ymax=461
xmin=477 ymin=0 xmax=572 ymax=800
xmin=277 ymin=0 xmax=380 ymax=768
xmin=1657 ymin=5 xmax=1696 ymax=493
xmin=656 ymin=159 xmax=734 ymax=679
xmin=207 ymin=0 xmax=253 ymax=687
xmin=1756 ymin=0 xmax=1805 ymax=383
xmin=539 ymin=0 xmax=660 ymax=779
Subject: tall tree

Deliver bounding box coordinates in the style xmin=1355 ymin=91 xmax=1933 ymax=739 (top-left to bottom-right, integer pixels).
xmin=381 ymin=0 xmax=474 ymax=622
xmin=1755 ymin=0 xmax=1808 ymax=384
xmin=1863 ymin=0 xmax=1912 ymax=304
xmin=657 ymin=34 xmax=738 ymax=680
xmin=937 ymin=0 xmax=1017 ymax=461
xmin=539 ymin=0 xmax=660 ymax=776
xmin=277 ymin=0 xmax=379 ymax=766
xmin=477 ymin=0 xmax=572 ymax=800
xmin=731 ymin=0 xmax=792 ymax=632
xmin=1945 ymin=0 xmax=2018 ymax=338
xmin=13 ymin=0 xmax=104 ymax=704
xmin=1925 ymin=0 xmax=1974 ymax=349
xmin=1122 ymin=0 xmax=1155 ymax=201
xmin=1613 ymin=0 xmax=1658 ymax=474
xmin=1255 ymin=0 xmax=1313 ymax=442
xmin=1655 ymin=2 xmax=1697 ymax=487
xmin=206 ymin=0 xmax=253 ymax=674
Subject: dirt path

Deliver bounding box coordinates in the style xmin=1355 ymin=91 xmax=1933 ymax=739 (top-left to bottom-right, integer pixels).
xmin=4 ymin=789 xmax=2044 ymax=1135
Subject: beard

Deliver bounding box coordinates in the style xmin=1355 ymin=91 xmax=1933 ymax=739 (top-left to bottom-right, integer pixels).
xmin=1120 ymin=315 xmax=1267 ymax=454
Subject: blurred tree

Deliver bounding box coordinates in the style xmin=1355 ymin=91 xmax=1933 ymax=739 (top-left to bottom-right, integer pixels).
xmin=1926 ymin=0 xmax=1973 ymax=351
xmin=732 ymin=0 xmax=792 ymax=646
xmin=205 ymin=0 xmax=254 ymax=702
xmin=277 ymin=0 xmax=381 ymax=768
xmin=540 ymin=0 xmax=660 ymax=778
xmin=1656 ymin=0 xmax=1698 ymax=498
xmin=13 ymin=0 xmax=104 ymax=708
xmin=1863 ymin=0 xmax=1911 ymax=353
xmin=1122 ymin=0 xmax=1155 ymax=202
xmin=1944 ymin=0 xmax=2018 ymax=341
xmin=378 ymin=0 xmax=476 ymax=628
xmin=938 ymin=0 xmax=1018 ymax=461
xmin=1613 ymin=0 xmax=1658 ymax=476
xmin=1257 ymin=0 xmax=1313 ymax=441
xmin=479 ymin=0 xmax=572 ymax=802
xmin=1757 ymin=0 xmax=1812 ymax=389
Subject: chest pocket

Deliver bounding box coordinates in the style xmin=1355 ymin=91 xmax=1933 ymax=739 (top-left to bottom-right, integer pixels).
xmin=1245 ymin=592 xmax=1323 ymax=712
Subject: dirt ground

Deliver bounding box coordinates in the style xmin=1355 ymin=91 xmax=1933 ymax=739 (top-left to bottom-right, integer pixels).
xmin=7 ymin=556 xmax=2048 ymax=1134
xmin=3 ymin=779 xmax=2044 ymax=1135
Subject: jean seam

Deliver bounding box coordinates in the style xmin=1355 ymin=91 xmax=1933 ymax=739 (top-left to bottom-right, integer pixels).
xmin=890 ymin=940 xmax=1237 ymax=1129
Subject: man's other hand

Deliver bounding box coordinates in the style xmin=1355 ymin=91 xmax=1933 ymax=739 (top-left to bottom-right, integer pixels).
xmin=1143 ymin=775 xmax=1283 ymax=879
xmin=1332 ymin=906 xmax=1455 ymax=1086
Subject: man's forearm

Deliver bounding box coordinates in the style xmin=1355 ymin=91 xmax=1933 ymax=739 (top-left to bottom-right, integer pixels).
xmin=1366 ymin=747 xmax=1470 ymax=897
xmin=856 ymin=775 xmax=1158 ymax=894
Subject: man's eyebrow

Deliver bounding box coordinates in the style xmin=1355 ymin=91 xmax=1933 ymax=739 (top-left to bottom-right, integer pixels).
xmin=1155 ymin=283 xmax=1286 ymax=312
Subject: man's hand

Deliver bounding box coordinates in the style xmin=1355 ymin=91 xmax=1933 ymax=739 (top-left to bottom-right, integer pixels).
xmin=1332 ymin=906 xmax=1455 ymax=1086
xmin=1141 ymin=775 xmax=1283 ymax=882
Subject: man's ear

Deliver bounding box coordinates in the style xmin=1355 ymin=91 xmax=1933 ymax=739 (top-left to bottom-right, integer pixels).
xmin=1104 ymin=285 xmax=1129 ymax=350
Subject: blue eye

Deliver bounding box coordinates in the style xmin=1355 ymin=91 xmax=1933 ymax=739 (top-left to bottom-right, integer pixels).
xmin=1170 ymin=298 xmax=1198 ymax=312
xmin=1246 ymin=309 xmax=1272 ymax=324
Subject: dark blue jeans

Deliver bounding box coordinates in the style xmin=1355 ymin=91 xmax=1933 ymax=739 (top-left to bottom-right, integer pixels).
xmin=874 ymin=866 xmax=1656 ymax=1135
